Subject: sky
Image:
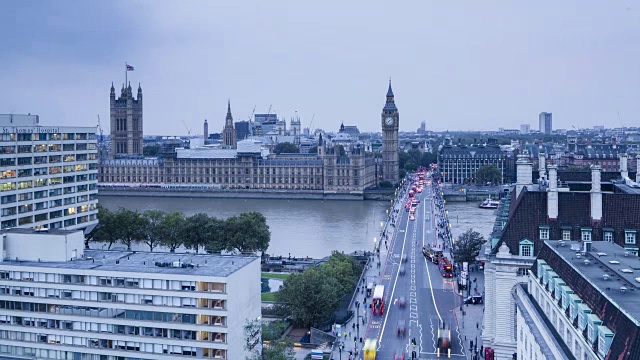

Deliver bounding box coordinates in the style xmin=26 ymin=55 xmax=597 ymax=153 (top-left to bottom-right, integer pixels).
xmin=0 ymin=0 xmax=639 ymax=136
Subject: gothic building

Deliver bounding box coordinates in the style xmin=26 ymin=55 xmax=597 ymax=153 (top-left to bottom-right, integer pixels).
xmin=222 ymin=101 xmax=237 ymax=148
xmin=381 ymin=81 xmax=399 ymax=184
xmin=109 ymin=83 xmax=143 ymax=157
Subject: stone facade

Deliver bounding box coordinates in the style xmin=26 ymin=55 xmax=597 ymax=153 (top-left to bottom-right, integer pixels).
xmin=438 ymin=137 xmax=509 ymax=184
xmin=110 ymin=83 xmax=143 ymax=157
xmin=381 ymin=81 xmax=399 ymax=184
xmin=222 ymin=101 xmax=237 ymax=149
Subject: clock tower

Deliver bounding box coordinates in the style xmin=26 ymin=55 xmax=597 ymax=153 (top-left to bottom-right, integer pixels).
xmin=381 ymin=80 xmax=399 ymax=184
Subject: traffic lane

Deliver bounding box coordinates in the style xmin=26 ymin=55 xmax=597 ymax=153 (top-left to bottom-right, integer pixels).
xmin=430 ymin=275 xmax=464 ymax=356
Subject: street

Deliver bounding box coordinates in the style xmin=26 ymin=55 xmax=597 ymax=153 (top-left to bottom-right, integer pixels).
xmin=365 ymin=174 xmax=465 ymax=359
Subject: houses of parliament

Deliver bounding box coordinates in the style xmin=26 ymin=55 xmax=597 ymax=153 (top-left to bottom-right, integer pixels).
xmin=99 ymin=82 xmax=401 ymax=195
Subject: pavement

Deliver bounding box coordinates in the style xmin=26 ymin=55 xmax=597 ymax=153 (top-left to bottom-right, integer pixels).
xmin=453 ymin=268 xmax=485 ymax=360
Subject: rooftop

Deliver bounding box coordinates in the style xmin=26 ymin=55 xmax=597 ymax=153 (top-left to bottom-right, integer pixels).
xmin=547 ymin=240 xmax=640 ymax=323
xmin=0 ymin=228 xmax=78 ymax=236
xmin=1 ymin=249 xmax=258 ymax=278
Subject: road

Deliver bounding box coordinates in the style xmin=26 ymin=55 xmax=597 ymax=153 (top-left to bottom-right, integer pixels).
xmin=365 ymin=175 xmax=465 ymax=359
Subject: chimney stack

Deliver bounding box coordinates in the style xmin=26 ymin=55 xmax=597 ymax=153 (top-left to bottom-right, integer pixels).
xmin=620 ymin=153 xmax=629 ymax=179
xmin=516 ymin=153 xmax=533 ymax=198
xmin=636 ymin=155 xmax=640 ymax=183
xmin=538 ymin=153 xmax=546 ymax=182
xmin=612 ymin=137 xmax=617 ymax=149
xmin=547 ymin=165 xmax=558 ymax=220
xmin=590 ymin=165 xmax=602 ymax=223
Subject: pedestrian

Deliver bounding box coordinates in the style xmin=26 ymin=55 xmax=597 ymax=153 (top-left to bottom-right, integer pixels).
xmin=352 ymin=323 xmax=355 ymax=331
xmin=344 ymin=331 xmax=347 ymax=339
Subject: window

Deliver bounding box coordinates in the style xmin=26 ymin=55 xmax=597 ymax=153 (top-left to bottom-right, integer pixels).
xmin=539 ymin=228 xmax=549 ymax=240
xmin=519 ymin=239 xmax=534 ymax=257
xmin=604 ymin=231 xmax=613 ymax=242
xmin=562 ymin=230 xmax=571 ymax=240
xmin=625 ymin=231 xmax=636 ymax=245
xmin=581 ymin=230 xmax=591 ymax=242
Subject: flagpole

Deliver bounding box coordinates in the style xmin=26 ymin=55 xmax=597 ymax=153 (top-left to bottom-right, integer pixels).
xmin=125 ymin=62 xmax=128 ymax=87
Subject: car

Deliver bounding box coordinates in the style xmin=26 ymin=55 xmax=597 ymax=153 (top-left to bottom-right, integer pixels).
xmin=398 ymin=296 xmax=406 ymax=308
xmin=399 ymin=265 xmax=406 ymax=276
xmin=409 ymin=215 xmax=415 ymax=221
xmin=463 ymin=295 xmax=484 ymax=305
xmin=394 ymin=352 xmax=405 ymax=360
xmin=397 ymin=320 xmax=406 ymax=337
xmin=401 ymin=254 xmax=408 ymax=263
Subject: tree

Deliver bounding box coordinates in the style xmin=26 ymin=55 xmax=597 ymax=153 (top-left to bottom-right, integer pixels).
xmin=159 ymin=211 xmax=187 ymax=252
xmin=223 ymin=212 xmax=270 ymax=254
xmin=274 ymin=142 xmax=300 ymax=154
xmin=379 ymin=181 xmax=393 ymax=189
xmin=452 ymin=229 xmax=485 ymax=264
xmin=244 ymin=320 xmax=295 ymax=360
xmin=183 ymin=213 xmax=218 ymax=253
xmin=307 ymin=145 xmax=318 ymax=154
xmin=141 ymin=210 xmax=166 ymax=251
xmin=116 ymin=208 xmax=145 ymax=250
xmin=204 ymin=217 xmax=226 ymax=253
xmin=143 ymin=145 xmax=161 ymax=157
xmin=90 ymin=205 xmax=121 ymax=249
xmin=475 ymin=164 xmax=502 ymax=185
xmin=275 ymin=267 xmax=341 ymax=327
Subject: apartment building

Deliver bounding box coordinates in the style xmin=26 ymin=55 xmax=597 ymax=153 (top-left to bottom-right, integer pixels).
xmin=0 ymin=114 xmax=98 ymax=234
xmin=0 ymin=228 xmax=261 ymax=360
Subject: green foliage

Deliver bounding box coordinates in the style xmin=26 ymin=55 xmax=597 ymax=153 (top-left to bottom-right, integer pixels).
xmin=94 ymin=208 xmax=270 ymax=255
xmin=400 ymin=149 xmax=436 ymax=173
xmin=262 ymin=320 xmax=288 ymax=342
xmin=143 ymin=145 xmax=161 ymax=157
xmin=275 ymin=252 xmax=362 ymax=327
xmin=475 ymin=164 xmax=502 ymax=185
xmin=261 ymin=272 xmax=291 ymax=280
xmin=453 ymin=229 xmax=485 ymax=264
xmin=244 ymin=320 xmax=295 ymax=360
xmin=274 ymin=142 xmax=300 ymax=154
xmin=379 ymin=181 xmax=393 ymax=189
xmin=308 ymin=145 xmax=318 ymax=154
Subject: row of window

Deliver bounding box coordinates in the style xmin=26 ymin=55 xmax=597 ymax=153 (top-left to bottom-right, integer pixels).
xmin=0 ymin=133 xmax=95 ymax=142
xmin=0 ymin=155 xmax=97 ymax=166
xmin=0 ymin=143 xmax=96 ymax=154
xmin=1 ymin=192 xmax=95 ymax=205
xmin=539 ymin=227 xmax=637 ymax=244
xmin=0 ymin=213 xmax=96 ymax=229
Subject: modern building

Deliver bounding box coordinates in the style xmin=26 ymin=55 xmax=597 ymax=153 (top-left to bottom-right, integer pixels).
xmin=203 ymin=120 xmax=208 ymax=143
xmin=520 ymin=124 xmax=530 ymax=134
xmin=234 ymin=121 xmax=250 ymax=142
xmin=381 ymin=81 xmax=399 ymax=184
xmin=481 ymin=157 xmax=640 ymax=358
xmin=0 ymin=228 xmax=261 ymax=360
xmin=437 ymin=137 xmax=509 ymax=184
xmin=513 ymin=240 xmax=639 ymax=360
xmin=222 ymin=101 xmax=236 ymax=149
xmin=110 ymin=83 xmax=143 ymax=157
xmin=0 ymin=114 xmax=98 ymax=234
xmin=539 ymin=112 xmax=552 ymax=134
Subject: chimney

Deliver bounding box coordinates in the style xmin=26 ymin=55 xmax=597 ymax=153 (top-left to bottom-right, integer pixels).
xmin=516 ymin=153 xmax=533 ymax=198
xmin=612 ymin=137 xmax=617 ymax=149
xmin=620 ymin=153 xmax=629 ymax=179
xmin=547 ymin=165 xmax=558 ymax=220
xmin=590 ymin=165 xmax=602 ymax=223
xmin=587 ymin=138 xmax=592 ymax=148
xmin=538 ymin=153 xmax=546 ymax=181
xmin=636 ymin=155 xmax=640 ymax=183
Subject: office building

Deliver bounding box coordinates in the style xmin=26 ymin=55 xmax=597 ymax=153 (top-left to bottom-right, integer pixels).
xmin=203 ymin=120 xmax=208 ymax=142
xmin=539 ymin=112 xmax=552 ymax=134
xmin=520 ymin=124 xmax=530 ymax=134
xmin=110 ymin=83 xmax=143 ymax=157
xmin=0 ymin=114 xmax=98 ymax=234
xmin=234 ymin=121 xmax=250 ymax=142
xmin=437 ymin=137 xmax=508 ymax=184
xmin=0 ymin=228 xmax=261 ymax=360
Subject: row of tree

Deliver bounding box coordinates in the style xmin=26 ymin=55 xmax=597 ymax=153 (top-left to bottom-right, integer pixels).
xmin=274 ymin=252 xmax=362 ymax=327
xmin=90 ymin=206 xmax=270 ymax=254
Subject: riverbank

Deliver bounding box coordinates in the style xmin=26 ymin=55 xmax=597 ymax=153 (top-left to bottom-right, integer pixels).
xmin=98 ymin=186 xmax=395 ymax=201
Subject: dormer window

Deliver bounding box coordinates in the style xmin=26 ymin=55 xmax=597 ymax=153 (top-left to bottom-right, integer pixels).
xmin=603 ymin=230 xmax=613 ymax=243
xmin=581 ymin=228 xmax=592 ymax=242
xmin=562 ymin=230 xmax=571 ymax=241
xmin=539 ymin=227 xmax=549 ymax=240
xmin=519 ymin=239 xmax=534 ymax=257
xmin=625 ymin=230 xmax=636 ymax=245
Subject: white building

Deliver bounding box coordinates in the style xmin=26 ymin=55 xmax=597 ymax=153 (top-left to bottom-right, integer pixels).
xmin=0 ymin=114 xmax=98 ymax=234
xmin=520 ymin=124 xmax=530 ymax=135
xmin=0 ymin=228 xmax=261 ymax=360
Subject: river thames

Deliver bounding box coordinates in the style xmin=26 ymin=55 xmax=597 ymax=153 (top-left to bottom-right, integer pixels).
xmin=98 ymin=196 xmax=497 ymax=257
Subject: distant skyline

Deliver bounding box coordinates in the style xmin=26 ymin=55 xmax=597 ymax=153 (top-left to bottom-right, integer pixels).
xmin=1 ymin=1 xmax=639 ymax=135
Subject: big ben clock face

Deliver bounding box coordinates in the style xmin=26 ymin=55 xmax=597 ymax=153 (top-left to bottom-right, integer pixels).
xmin=385 ymin=117 xmax=394 ymax=126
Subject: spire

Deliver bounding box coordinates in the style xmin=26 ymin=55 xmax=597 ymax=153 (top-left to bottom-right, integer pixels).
xmin=110 ymin=82 xmax=115 ymax=97
xmin=225 ymin=100 xmax=233 ymax=126
xmin=138 ymin=83 xmax=142 ymax=93
xmin=227 ymin=99 xmax=231 ymax=114
xmin=387 ymin=78 xmax=394 ymax=97
xmin=318 ymin=133 xmax=323 ymax=146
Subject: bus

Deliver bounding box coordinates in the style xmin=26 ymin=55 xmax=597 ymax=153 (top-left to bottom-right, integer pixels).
xmin=372 ymin=285 xmax=385 ymax=315
xmin=439 ymin=257 xmax=454 ymax=277
xmin=363 ymin=339 xmax=377 ymax=360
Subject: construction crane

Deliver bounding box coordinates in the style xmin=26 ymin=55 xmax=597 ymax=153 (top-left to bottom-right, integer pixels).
xmin=267 ymin=105 xmax=272 ymax=115
xmin=181 ymin=119 xmax=192 ymax=136
xmin=309 ymin=113 xmax=316 ymax=132
xmin=248 ymin=105 xmax=256 ymax=122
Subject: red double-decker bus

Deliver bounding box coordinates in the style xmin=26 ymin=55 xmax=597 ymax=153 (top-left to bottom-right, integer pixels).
xmin=372 ymin=285 xmax=385 ymax=315
xmin=439 ymin=257 xmax=454 ymax=277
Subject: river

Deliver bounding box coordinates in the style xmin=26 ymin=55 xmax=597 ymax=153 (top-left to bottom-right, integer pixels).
xmin=98 ymin=196 xmax=497 ymax=257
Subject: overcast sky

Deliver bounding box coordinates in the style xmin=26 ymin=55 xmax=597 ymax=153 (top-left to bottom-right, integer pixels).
xmin=1 ymin=1 xmax=638 ymax=135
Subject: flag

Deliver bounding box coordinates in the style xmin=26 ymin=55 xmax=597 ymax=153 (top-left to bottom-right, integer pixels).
xmin=126 ymin=64 xmax=135 ymax=71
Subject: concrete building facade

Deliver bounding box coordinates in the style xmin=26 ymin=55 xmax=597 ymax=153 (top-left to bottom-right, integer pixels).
xmin=0 ymin=114 xmax=98 ymax=234
xmin=0 ymin=228 xmax=260 ymax=360
xmin=437 ymin=137 xmax=509 ymax=184
xmin=539 ymin=112 xmax=552 ymax=134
